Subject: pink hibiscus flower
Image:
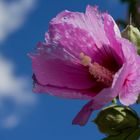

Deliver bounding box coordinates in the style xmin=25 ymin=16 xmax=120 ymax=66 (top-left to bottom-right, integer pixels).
xmin=30 ymin=5 xmax=140 ymax=126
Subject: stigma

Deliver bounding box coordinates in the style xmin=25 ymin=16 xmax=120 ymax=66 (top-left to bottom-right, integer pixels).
xmin=80 ymin=53 xmax=114 ymax=87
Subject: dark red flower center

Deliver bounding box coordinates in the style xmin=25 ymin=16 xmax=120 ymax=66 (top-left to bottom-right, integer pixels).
xmin=80 ymin=53 xmax=114 ymax=87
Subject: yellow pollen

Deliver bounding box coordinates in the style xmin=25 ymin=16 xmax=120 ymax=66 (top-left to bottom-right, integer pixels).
xmin=80 ymin=52 xmax=91 ymax=66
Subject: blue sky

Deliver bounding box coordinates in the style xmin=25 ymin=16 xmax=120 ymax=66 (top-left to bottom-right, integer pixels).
xmin=0 ymin=0 xmax=139 ymax=140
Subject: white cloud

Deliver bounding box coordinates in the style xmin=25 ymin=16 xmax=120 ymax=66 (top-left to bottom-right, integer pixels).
xmin=0 ymin=0 xmax=37 ymax=42
xmin=0 ymin=55 xmax=37 ymax=129
xmin=0 ymin=0 xmax=38 ymax=129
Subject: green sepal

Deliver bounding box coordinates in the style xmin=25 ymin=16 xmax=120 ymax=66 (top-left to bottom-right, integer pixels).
xmin=127 ymin=128 xmax=140 ymax=140
xmin=121 ymin=25 xmax=140 ymax=55
xmin=103 ymin=128 xmax=140 ymax=140
xmin=94 ymin=105 xmax=139 ymax=136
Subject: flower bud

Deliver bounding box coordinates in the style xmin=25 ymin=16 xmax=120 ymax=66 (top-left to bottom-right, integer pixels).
xmin=94 ymin=105 xmax=139 ymax=136
xmin=121 ymin=25 xmax=140 ymax=54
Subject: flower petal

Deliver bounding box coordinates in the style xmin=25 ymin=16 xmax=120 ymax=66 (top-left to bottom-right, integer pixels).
xmin=31 ymin=52 xmax=96 ymax=90
xmin=103 ymin=13 xmax=123 ymax=65
xmin=119 ymin=39 xmax=140 ymax=105
xmin=72 ymin=100 xmax=103 ymax=125
xmin=49 ymin=11 xmax=96 ymax=59
xmin=85 ymin=5 xmax=109 ymax=46
xmin=49 ymin=6 xmax=118 ymax=65
xmin=33 ymin=82 xmax=98 ymax=99
xmin=73 ymin=63 xmax=128 ymax=125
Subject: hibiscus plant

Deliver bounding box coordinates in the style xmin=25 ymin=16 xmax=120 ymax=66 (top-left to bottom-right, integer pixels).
xmin=30 ymin=4 xmax=140 ymax=140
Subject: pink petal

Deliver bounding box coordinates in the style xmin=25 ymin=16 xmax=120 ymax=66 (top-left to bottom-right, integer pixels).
xmin=103 ymin=13 xmax=123 ymax=65
xmin=31 ymin=53 xmax=96 ymax=89
xmin=73 ymin=63 xmax=128 ymax=125
xmin=85 ymin=5 xmax=109 ymax=47
xmin=72 ymin=100 xmax=102 ymax=126
xmin=33 ymin=83 xmax=97 ymax=99
xmin=49 ymin=6 xmax=117 ymax=65
xmin=86 ymin=5 xmax=122 ymax=68
xmin=30 ymin=44 xmax=101 ymax=99
xmin=48 ymin=6 xmax=124 ymax=73
xmin=49 ymin=19 xmax=101 ymax=62
xmin=119 ymin=39 xmax=140 ymax=105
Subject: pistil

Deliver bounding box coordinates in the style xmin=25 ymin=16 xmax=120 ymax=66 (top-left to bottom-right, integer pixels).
xmin=80 ymin=53 xmax=114 ymax=87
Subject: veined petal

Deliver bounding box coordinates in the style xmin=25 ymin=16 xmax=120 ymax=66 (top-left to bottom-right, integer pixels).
xmin=49 ymin=18 xmax=104 ymax=64
xmin=33 ymin=82 xmax=97 ymax=99
xmin=85 ymin=5 xmax=109 ymax=47
xmin=31 ymin=52 xmax=96 ymax=90
xmin=103 ymin=13 xmax=123 ymax=65
xmin=48 ymin=6 xmax=123 ymax=71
